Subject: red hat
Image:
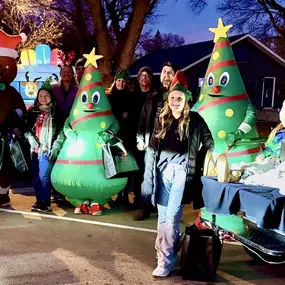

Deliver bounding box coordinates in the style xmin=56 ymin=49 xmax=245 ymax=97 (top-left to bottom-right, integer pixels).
xmin=163 ymin=70 xmax=192 ymax=101
xmin=0 ymin=29 xmax=27 ymax=59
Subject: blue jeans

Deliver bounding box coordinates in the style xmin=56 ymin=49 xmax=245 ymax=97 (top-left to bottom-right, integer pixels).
xmin=155 ymin=163 xmax=186 ymax=270
xmin=32 ymin=153 xmax=53 ymax=202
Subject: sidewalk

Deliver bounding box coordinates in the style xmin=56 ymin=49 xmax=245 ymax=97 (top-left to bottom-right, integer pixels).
xmin=3 ymin=183 xmax=199 ymax=232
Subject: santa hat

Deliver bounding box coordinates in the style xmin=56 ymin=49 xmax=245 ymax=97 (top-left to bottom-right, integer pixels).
xmin=163 ymin=70 xmax=192 ymax=101
xmin=0 ymin=29 xmax=27 ymax=59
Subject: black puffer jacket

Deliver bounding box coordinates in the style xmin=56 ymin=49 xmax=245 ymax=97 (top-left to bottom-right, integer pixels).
xmin=141 ymin=109 xmax=214 ymax=208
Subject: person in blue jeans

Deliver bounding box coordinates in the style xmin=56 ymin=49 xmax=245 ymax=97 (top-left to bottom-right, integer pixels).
xmin=142 ymin=71 xmax=214 ymax=277
xmin=24 ymin=79 xmax=64 ymax=212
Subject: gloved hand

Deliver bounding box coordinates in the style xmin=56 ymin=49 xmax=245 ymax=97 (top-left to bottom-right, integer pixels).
xmin=25 ymin=133 xmax=39 ymax=148
xmin=65 ymin=128 xmax=78 ymax=142
xmin=225 ymin=129 xmax=244 ymax=147
xmin=48 ymin=147 xmax=60 ymax=163
xmin=97 ymin=131 xmax=114 ymax=144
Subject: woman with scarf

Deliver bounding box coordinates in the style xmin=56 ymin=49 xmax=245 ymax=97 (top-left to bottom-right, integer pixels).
xmin=24 ymin=80 xmax=65 ymax=212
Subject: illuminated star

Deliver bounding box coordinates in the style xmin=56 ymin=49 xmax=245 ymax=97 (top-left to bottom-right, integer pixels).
xmin=83 ymin=48 xmax=103 ymax=68
xmin=209 ymin=18 xmax=233 ymax=43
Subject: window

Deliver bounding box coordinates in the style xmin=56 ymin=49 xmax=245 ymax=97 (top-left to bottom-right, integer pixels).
xmin=277 ymin=79 xmax=285 ymax=96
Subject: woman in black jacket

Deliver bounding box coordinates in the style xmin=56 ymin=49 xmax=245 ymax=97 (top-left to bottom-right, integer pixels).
xmin=144 ymin=71 xmax=214 ymax=277
xmin=106 ymin=68 xmax=134 ymax=149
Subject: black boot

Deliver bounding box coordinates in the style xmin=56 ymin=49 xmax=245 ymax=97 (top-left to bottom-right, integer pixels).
xmin=0 ymin=193 xmax=10 ymax=207
xmin=133 ymin=208 xmax=151 ymax=221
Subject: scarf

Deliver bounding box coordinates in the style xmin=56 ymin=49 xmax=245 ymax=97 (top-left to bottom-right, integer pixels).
xmin=35 ymin=105 xmax=53 ymax=158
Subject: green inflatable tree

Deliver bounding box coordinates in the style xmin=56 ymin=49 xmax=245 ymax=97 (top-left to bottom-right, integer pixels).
xmin=51 ymin=48 xmax=127 ymax=215
xmin=192 ymin=18 xmax=260 ymax=165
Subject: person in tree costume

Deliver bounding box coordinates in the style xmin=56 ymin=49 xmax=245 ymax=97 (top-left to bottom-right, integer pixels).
xmin=51 ymin=48 xmax=127 ymax=216
xmin=215 ymin=99 xmax=285 ymax=184
xmin=0 ymin=30 xmax=27 ymax=207
xmin=192 ymin=18 xmax=260 ymax=166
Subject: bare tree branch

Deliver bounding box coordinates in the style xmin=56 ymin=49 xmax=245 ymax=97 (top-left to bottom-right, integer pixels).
xmin=0 ymin=0 xmax=66 ymax=51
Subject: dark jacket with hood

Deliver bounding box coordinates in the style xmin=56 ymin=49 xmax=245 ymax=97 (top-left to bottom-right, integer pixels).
xmin=141 ymin=104 xmax=214 ymax=209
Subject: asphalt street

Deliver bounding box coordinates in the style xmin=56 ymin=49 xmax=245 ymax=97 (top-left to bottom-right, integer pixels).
xmin=1 ymin=210 xmax=285 ymax=285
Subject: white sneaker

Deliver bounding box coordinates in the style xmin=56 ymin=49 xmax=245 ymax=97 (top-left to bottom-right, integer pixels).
xmin=152 ymin=266 xmax=170 ymax=277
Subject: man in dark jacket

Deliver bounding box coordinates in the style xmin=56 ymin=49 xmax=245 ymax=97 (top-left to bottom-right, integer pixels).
xmin=129 ymin=67 xmax=156 ymax=209
xmin=134 ymin=62 xmax=178 ymax=221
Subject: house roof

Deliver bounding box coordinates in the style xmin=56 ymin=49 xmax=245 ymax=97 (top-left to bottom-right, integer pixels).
xmin=130 ymin=34 xmax=285 ymax=76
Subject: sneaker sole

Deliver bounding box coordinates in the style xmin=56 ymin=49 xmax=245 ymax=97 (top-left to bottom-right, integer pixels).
xmin=31 ymin=207 xmax=39 ymax=211
xmin=152 ymin=272 xmax=170 ymax=277
xmin=90 ymin=211 xmax=102 ymax=216
xmin=37 ymin=208 xmax=52 ymax=213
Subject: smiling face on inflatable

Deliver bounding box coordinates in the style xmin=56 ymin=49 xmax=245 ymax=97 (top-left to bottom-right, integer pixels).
xmin=69 ymin=67 xmax=111 ymax=120
xmin=199 ymin=45 xmax=246 ymax=103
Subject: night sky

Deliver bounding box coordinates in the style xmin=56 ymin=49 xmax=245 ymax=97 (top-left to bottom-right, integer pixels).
xmin=152 ymin=1 xmax=236 ymax=44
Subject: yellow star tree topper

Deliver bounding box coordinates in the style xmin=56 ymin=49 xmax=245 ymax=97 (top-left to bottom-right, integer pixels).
xmin=209 ymin=18 xmax=232 ymax=43
xmin=83 ymin=48 xmax=103 ymax=68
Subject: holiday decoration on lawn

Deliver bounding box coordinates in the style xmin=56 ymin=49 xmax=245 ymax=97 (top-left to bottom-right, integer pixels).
xmin=19 ymin=44 xmax=66 ymax=67
xmin=21 ymin=71 xmax=41 ymax=98
xmin=51 ymin=48 xmax=127 ymax=215
xmin=50 ymin=48 xmax=63 ymax=66
xmin=192 ymin=18 xmax=260 ymax=165
xmin=35 ymin=44 xmax=51 ymax=65
xmin=0 ymin=29 xmax=26 ymax=206
xmin=20 ymin=49 xmax=37 ymax=65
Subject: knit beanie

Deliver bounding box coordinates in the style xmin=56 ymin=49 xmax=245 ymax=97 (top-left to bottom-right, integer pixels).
xmin=138 ymin=66 xmax=153 ymax=78
xmin=161 ymin=61 xmax=178 ymax=74
xmin=115 ymin=68 xmax=130 ymax=80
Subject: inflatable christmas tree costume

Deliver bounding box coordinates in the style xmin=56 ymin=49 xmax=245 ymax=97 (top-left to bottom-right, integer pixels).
xmin=192 ymin=18 xmax=260 ymax=165
xmin=51 ymin=48 xmax=127 ymax=215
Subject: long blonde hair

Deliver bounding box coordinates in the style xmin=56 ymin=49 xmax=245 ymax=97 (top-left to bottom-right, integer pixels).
xmin=267 ymin=122 xmax=284 ymax=143
xmin=106 ymin=81 xmax=115 ymax=95
xmin=156 ymin=100 xmax=190 ymax=141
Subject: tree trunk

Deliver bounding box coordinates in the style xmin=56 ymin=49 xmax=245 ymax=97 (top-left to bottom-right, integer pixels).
xmin=75 ymin=0 xmax=89 ymax=54
xmin=87 ymin=0 xmax=113 ymax=87
xmin=116 ymin=0 xmax=153 ymax=69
